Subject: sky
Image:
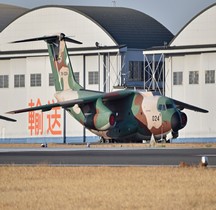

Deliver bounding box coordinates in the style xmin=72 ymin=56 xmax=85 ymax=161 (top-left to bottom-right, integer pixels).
xmin=1 ymin=0 xmax=216 ymax=34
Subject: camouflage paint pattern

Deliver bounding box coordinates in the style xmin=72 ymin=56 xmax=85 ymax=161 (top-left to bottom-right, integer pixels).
xmin=93 ymin=98 xmax=115 ymax=130
xmin=47 ymin=35 xmax=82 ymax=91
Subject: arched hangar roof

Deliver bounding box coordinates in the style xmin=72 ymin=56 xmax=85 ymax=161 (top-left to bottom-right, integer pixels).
xmin=0 ymin=4 xmax=28 ymax=32
xmin=63 ymin=6 xmax=173 ymax=49
xmin=170 ymin=3 xmax=216 ymax=46
xmin=0 ymin=5 xmax=173 ymax=51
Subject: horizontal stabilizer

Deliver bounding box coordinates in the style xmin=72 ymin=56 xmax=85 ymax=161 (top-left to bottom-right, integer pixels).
xmin=11 ymin=33 xmax=82 ymax=44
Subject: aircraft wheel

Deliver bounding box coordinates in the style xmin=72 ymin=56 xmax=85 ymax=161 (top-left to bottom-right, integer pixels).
xmin=166 ymin=139 xmax=171 ymax=143
xmin=105 ymin=139 xmax=110 ymax=144
xmin=112 ymin=139 xmax=117 ymax=143
xmin=172 ymin=131 xmax=179 ymax=139
xmin=99 ymin=137 xmax=105 ymax=143
xmin=163 ymin=136 xmax=170 ymax=143
xmin=157 ymin=138 xmax=166 ymax=143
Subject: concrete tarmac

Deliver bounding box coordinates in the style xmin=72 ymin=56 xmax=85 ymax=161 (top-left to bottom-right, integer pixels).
xmin=0 ymin=147 xmax=216 ymax=166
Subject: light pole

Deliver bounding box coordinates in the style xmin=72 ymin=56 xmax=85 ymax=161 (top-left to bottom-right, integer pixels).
xmin=63 ymin=108 xmax=66 ymax=144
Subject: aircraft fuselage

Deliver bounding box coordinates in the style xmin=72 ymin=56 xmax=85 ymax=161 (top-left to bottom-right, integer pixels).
xmin=55 ymin=89 xmax=186 ymax=142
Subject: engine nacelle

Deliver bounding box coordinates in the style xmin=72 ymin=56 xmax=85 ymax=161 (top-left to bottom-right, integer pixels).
xmin=84 ymin=98 xmax=116 ymax=131
xmin=180 ymin=112 xmax=187 ymax=129
xmin=171 ymin=111 xmax=187 ymax=132
xmin=85 ymin=112 xmax=116 ymax=131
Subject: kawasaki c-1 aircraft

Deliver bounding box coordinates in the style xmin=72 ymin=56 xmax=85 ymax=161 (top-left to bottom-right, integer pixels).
xmin=7 ymin=33 xmax=208 ymax=143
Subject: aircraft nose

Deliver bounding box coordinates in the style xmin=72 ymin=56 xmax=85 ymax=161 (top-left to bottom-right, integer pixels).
xmin=171 ymin=112 xmax=181 ymax=132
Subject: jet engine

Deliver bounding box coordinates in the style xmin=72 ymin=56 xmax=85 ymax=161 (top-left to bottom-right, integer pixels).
xmin=85 ymin=112 xmax=116 ymax=131
xmin=84 ymin=98 xmax=116 ymax=131
xmin=180 ymin=112 xmax=187 ymax=129
xmin=171 ymin=111 xmax=187 ymax=132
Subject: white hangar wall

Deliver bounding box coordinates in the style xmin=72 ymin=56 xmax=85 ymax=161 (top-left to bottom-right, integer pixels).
xmin=164 ymin=4 xmax=216 ymax=140
xmin=165 ymin=53 xmax=216 ymax=139
xmin=0 ymin=56 xmax=65 ymax=141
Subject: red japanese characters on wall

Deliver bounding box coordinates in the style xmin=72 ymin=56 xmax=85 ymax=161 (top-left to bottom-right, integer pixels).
xmin=28 ymin=98 xmax=62 ymax=136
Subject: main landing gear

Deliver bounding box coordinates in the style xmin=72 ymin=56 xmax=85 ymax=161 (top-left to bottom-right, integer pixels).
xmin=99 ymin=137 xmax=116 ymax=143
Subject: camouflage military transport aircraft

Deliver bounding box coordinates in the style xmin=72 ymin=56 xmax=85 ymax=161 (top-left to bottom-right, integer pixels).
xmin=7 ymin=33 xmax=208 ymax=143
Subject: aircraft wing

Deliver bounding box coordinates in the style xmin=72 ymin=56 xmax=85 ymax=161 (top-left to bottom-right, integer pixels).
xmin=6 ymin=90 xmax=134 ymax=114
xmin=0 ymin=115 xmax=16 ymax=122
xmin=6 ymin=98 xmax=94 ymax=114
xmin=173 ymin=99 xmax=208 ymax=113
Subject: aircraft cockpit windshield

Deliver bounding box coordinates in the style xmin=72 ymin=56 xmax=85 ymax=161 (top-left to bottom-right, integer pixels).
xmin=158 ymin=103 xmax=175 ymax=111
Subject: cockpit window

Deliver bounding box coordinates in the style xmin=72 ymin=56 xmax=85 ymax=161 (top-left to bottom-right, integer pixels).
xmin=166 ymin=104 xmax=174 ymax=109
xmin=158 ymin=104 xmax=166 ymax=111
xmin=158 ymin=103 xmax=174 ymax=111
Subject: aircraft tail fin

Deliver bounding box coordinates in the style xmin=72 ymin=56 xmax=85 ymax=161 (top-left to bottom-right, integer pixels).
xmin=12 ymin=33 xmax=83 ymax=91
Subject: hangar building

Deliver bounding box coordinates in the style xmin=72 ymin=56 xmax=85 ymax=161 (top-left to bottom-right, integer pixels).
xmin=144 ymin=3 xmax=216 ymax=141
xmin=0 ymin=4 xmax=173 ymax=143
